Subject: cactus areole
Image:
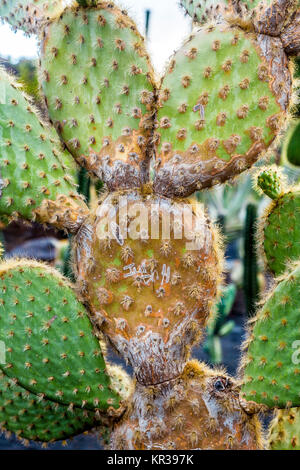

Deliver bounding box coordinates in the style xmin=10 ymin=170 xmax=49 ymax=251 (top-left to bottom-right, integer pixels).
xmin=0 ymin=0 xmax=299 ymax=450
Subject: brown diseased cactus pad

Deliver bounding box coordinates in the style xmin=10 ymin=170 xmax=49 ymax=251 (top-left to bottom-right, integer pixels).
xmin=74 ymin=189 xmax=223 ymax=386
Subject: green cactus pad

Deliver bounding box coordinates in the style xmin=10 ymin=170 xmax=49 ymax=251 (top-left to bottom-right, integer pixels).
xmin=180 ymin=0 xmax=234 ymax=23
xmin=153 ymin=23 xmax=290 ymax=197
xmin=180 ymin=0 xmax=282 ymax=22
xmin=0 ymin=260 xmax=122 ymax=413
xmin=39 ymin=3 xmax=156 ymax=191
xmin=268 ymin=408 xmax=300 ymax=450
xmin=0 ymin=371 xmax=96 ymax=443
xmin=0 ymin=67 xmax=86 ymax=227
xmin=241 ymin=263 xmax=300 ymax=409
xmin=259 ymin=182 xmax=300 ymax=276
xmin=0 ymin=0 xmax=64 ymax=34
xmin=257 ymin=168 xmax=283 ymax=200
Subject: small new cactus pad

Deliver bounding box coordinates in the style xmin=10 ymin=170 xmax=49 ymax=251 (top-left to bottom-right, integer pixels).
xmin=268 ymin=408 xmax=300 ymax=450
xmin=111 ymin=360 xmax=263 ymax=450
xmin=0 ymin=68 xmax=88 ymax=231
xmin=257 ymin=169 xmax=300 ymax=276
xmin=74 ymin=189 xmax=223 ymax=385
xmin=39 ymin=3 xmax=156 ymax=191
xmin=0 ymin=260 xmax=123 ymax=414
xmin=153 ymin=23 xmax=291 ymax=197
xmin=0 ymin=0 xmax=65 ymax=34
xmin=0 ymin=371 xmax=96 ymax=443
xmin=241 ymin=262 xmax=300 ymax=409
xmin=257 ymin=168 xmax=284 ymax=200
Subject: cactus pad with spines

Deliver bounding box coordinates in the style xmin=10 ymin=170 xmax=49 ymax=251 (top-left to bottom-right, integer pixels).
xmin=0 ymin=260 xmax=123 ymax=414
xmin=268 ymin=408 xmax=300 ymax=450
xmin=180 ymin=0 xmax=234 ymax=23
xmin=258 ymin=169 xmax=300 ymax=276
xmin=39 ymin=3 xmax=156 ymax=191
xmin=257 ymin=168 xmax=284 ymax=200
xmin=180 ymin=0 xmax=291 ymax=25
xmin=0 ymin=0 xmax=64 ymax=34
xmin=241 ymin=263 xmax=300 ymax=409
xmin=74 ymin=189 xmax=223 ymax=386
xmin=0 ymin=0 xmax=299 ymax=451
xmin=0 ymin=371 xmax=96 ymax=443
xmin=0 ymin=68 xmax=87 ymax=230
xmin=153 ymin=23 xmax=291 ymax=197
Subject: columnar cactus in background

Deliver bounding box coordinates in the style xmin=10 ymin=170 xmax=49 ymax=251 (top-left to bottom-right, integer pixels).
xmin=0 ymin=0 xmax=299 ymax=450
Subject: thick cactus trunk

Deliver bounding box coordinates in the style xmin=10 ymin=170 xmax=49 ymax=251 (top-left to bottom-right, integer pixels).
xmin=73 ymin=189 xmax=265 ymax=449
xmin=281 ymin=8 xmax=300 ymax=56
xmin=110 ymin=361 xmax=263 ymax=450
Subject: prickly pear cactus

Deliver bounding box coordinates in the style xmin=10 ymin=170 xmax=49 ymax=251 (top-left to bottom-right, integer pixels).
xmin=180 ymin=0 xmax=235 ymax=23
xmin=111 ymin=361 xmax=263 ymax=450
xmin=153 ymin=22 xmax=292 ymax=197
xmin=257 ymin=168 xmax=300 ymax=276
xmin=74 ymin=189 xmax=223 ymax=385
xmin=39 ymin=3 xmax=156 ymax=191
xmin=0 ymin=0 xmax=65 ymax=34
xmin=240 ymin=262 xmax=300 ymax=409
xmin=268 ymin=408 xmax=300 ymax=450
xmin=257 ymin=167 xmax=284 ymax=200
xmin=0 ymin=68 xmax=88 ymax=230
xmin=0 ymin=371 xmax=97 ymax=443
xmin=0 ymin=0 xmax=299 ymax=450
xmin=0 ymin=259 xmax=124 ymax=414
xmin=181 ymin=0 xmax=299 ymax=37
